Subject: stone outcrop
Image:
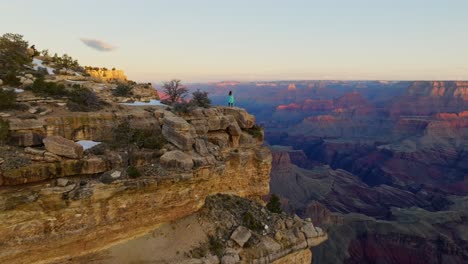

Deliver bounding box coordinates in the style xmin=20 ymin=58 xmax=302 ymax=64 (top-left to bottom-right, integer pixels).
xmin=85 ymin=68 xmax=127 ymax=82
xmin=186 ymin=195 xmax=327 ymax=264
xmin=43 ymin=135 xmax=84 ymax=159
xmin=0 ymin=106 xmax=326 ymax=264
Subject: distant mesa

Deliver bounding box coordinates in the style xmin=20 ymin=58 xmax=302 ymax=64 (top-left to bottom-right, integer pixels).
xmin=287 ymin=83 xmax=297 ymax=91
xmin=85 ymin=67 xmax=127 ymax=82
xmin=214 ymin=81 xmax=240 ymax=87
xmin=256 ymin=82 xmax=278 ymax=87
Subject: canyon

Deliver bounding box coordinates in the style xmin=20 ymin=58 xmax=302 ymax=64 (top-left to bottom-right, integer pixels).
xmin=194 ymin=80 xmax=468 ymax=264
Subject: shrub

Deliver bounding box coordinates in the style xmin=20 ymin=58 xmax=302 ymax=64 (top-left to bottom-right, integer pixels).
xmin=133 ymin=130 xmax=166 ymax=149
xmin=110 ymin=120 xmax=165 ymax=149
xmin=112 ymin=84 xmax=133 ymax=97
xmin=242 ymin=211 xmax=263 ymax=231
xmin=2 ymin=72 xmax=21 ymax=86
xmin=0 ymin=89 xmax=16 ymax=110
xmin=68 ymin=87 xmax=103 ymax=112
xmin=171 ymin=101 xmax=192 ymax=114
xmin=266 ymin=194 xmax=282 ymax=213
xmin=162 ymin=79 xmax=188 ymax=105
xmin=246 ymin=124 xmax=263 ymax=139
xmin=0 ymin=33 xmax=31 ymax=76
xmin=35 ymin=67 xmax=49 ymax=77
xmin=208 ymin=235 xmax=225 ymax=258
xmin=29 ymin=77 xmax=67 ymax=97
xmin=191 ymin=89 xmax=211 ymax=108
xmin=126 ymin=166 xmax=141 ymax=178
xmin=0 ymin=119 xmax=10 ymax=144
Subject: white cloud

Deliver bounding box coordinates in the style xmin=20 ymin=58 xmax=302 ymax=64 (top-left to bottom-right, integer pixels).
xmin=80 ymin=38 xmax=116 ymax=52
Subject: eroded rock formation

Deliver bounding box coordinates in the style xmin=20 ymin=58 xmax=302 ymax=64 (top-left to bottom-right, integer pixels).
xmin=0 ymin=105 xmax=325 ymax=263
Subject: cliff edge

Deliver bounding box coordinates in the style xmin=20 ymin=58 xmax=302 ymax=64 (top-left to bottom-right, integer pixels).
xmin=0 ymin=104 xmax=326 ymax=263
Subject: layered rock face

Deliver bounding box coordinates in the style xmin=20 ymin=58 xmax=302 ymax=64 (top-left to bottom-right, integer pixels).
xmin=85 ymin=68 xmax=127 ymax=82
xmin=0 ymin=107 xmax=289 ymax=263
xmin=269 ymin=148 xmax=468 ymax=264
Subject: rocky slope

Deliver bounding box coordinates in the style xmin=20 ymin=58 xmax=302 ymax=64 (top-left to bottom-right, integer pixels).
xmin=0 ymin=63 xmax=327 ymax=263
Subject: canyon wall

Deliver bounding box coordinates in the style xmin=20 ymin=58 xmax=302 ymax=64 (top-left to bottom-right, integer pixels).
xmin=0 ymin=106 xmax=325 ymax=263
xmin=85 ymin=69 xmax=127 ymax=82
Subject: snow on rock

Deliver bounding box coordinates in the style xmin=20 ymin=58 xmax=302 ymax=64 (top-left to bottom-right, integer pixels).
xmin=2 ymin=87 xmax=24 ymax=93
xmin=121 ymin=100 xmax=166 ymax=106
xmin=76 ymin=140 xmax=101 ymax=150
xmin=32 ymin=58 xmax=55 ymax=75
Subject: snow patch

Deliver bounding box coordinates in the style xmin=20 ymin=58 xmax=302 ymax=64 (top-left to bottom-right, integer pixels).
xmin=32 ymin=58 xmax=55 ymax=75
xmin=76 ymin=140 xmax=101 ymax=150
xmin=121 ymin=100 xmax=166 ymax=106
xmin=3 ymin=87 xmax=24 ymax=93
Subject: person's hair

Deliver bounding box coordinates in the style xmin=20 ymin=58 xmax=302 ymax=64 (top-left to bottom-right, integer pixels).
xmin=229 ymin=91 xmax=232 ymax=96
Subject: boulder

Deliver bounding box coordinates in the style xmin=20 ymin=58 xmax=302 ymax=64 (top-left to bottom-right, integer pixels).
xmin=22 ymin=79 xmax=34 ymax=86
xmin=0 ymin=79 xmax=3 ymax=86
xmin=227 ymin=122 xmax=241 ymax=137
xmin=43 ymin=136 xmax=84 ymax=159
xmin=56 ymin=178 xmax=69 ymax=187
xmin=160 ymin=150 xmax=194 ymax=171
xmin=258 ymin=236 xmax=282 ymax=254
xmin=194 ymin=138 xmax=209 ymax=156
xmin=221 ymin=107 xmax=255 ymax=129
xmin=221 ymin=254 xmax=240 ymax=264
xmin=301 ymin=223 xmax=318 ymax=238
xmin=208 ymin=132 xmax=230 ymax=149
xmin=162 ymin=115 xmax=195 ymax=150
xmin=190 ymin=119 xmax=209 ymax=134
xmin=230 ymin=226 xmax=251 ymax=247
xmin=200 ymin=255 xmax=220 ymax=264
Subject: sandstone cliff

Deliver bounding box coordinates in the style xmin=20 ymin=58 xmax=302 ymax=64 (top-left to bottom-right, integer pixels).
xmin=0 ymin=105 xmax=325 ymax=263
xmin=85 ymin=68 xmax=127 ymax=82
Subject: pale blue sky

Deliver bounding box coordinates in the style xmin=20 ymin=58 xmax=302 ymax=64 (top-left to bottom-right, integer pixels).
xmin=1 ymin=0 xmax=468 ymax=82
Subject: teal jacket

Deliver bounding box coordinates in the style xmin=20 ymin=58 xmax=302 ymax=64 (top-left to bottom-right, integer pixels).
xmin=228 ymin=95 xmax=235 ymax=104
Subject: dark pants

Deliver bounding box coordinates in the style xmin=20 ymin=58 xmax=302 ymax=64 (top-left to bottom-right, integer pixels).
xmin=228 ymin=103 xmax=233 ymax=107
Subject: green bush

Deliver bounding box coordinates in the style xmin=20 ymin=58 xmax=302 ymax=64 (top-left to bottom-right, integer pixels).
xmin=126 ymin=166 xmax=141 ymax=178
xmin=67 ymin=86 xmax=103 ymax=112
xmin=0 ymin=33 xmax=31 ymax=76
xmin=112 ymin=84 xmax=133 ymax=97
xmin=171 ymin=101 xmax=192 ymax=114
xmin=191 ymin=89 xmax=211 ymax=108
xmin=0 ymin=89 xmax=16 ymax=110
xmin=2 ymin=72 xmax=21 ymax=86
xmin=266 ymin=194 xmax=282 ymax=214
xmin=29 ymin=77 xmax=67 ymax=97
xmin=133 ymin=130 xmax=166 ymax=149
xmin=208 ymin=235 xmax=225 ymax=258
xmin=110 ymin=121 xmax=166 ymax=149
xmin=246 ymin=124 xmax=263 ymax=139
xmin=242 ymin=211 xmax=263 ymax=231
xmin=35 ymin=67 xmax=49 ymax=77
xmin=0 ymin=119 xmax=10 ymax=144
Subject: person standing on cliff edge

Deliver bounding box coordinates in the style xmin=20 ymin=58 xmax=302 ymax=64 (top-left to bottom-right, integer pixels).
xmin=228 ymin=91 xmax=235 ymax=107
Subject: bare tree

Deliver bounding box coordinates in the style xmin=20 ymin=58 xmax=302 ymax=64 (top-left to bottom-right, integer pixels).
xmin=162 ymin=79 xmax=188 ymax=105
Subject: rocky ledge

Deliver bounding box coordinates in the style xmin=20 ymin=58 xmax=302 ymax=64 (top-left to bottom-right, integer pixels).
xmin=0 ymin=106 xmax=325 ymax=263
